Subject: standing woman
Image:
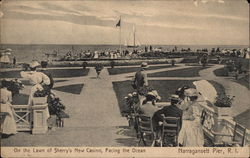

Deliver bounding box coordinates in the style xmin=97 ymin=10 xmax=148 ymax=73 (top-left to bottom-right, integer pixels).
xmin=178 ymin=88 xmax=204 ymax=147
xmin=20 ymin=60 xmax=51 ymax=120
xmin=1 ymin=80 xmax=17 ymax=137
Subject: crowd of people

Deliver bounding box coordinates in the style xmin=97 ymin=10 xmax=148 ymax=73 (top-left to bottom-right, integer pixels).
xmin=57 ymin=46 xmax=250 ymax=61
xmin=61 ymin=49 xmax=143 ymax=61
xmin=127 ymin=62 xmax=205 ymax=146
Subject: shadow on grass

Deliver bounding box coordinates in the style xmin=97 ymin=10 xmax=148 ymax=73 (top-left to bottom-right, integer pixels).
xmin=54 ymin=80 xmax=68 ymax=83
xmin=112 ymin=80 xmax=196 ymax=115
xmin=54 ymin=84 xmax=84 ymax=94
xmin=148 ymin=67 xmax=208 ymax=77
xmin=12 ymin=94 xmax=29 ymax=105
xmin=108 ymin=65 xmax=173 ymax=75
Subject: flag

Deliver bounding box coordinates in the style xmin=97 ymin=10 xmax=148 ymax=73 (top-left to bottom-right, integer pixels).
xmin=116 ymin=18 xmax=121 ymax=27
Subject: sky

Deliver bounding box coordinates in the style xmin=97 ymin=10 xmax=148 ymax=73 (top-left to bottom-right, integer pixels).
xmin=0 ymin=0 xmax=249 ymax=45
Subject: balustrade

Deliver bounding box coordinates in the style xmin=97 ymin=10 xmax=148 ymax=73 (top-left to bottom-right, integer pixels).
xmin=200 ymin=101 xmax=249 ymax=146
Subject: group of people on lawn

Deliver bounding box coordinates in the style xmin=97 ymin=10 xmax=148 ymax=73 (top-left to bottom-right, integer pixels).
xmin=1 ymin=60 xmax=54 ymax=137
xmin=131 ymin=62 xmax=204 ymax=146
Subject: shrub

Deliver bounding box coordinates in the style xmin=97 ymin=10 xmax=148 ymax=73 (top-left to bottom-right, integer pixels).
xmin=214 ymin=93 xmax=235 ymax=107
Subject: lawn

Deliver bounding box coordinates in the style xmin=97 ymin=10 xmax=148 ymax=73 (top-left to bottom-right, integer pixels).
xmin=112 ymin=80 xmax=196 ymax=115
xmin=12 ymin=94 xmax=29 ymax=105
xmin=213 ymin=67 xmax=228 ymax=77
xmin=208 ymin=80 xmax=226 ymax=95
xmin=234 ymin=109 xmax=250 ymax=129
xmin=213 ymin=68 xmax=249 ymax=89
xmin=148 ymin=66 xmax=208 ymax=77
xmin=0 ymin=70 xmax=22 ymax=78
xmin=235 ymin=75 xmax=249 ymax=90
xmin=108 ymin=65 xmax=173 ymax=75
xmin=47 ymin=68 xmax=89 ymax=78
xmin=0 ymin=68 xmax=89 ymax=79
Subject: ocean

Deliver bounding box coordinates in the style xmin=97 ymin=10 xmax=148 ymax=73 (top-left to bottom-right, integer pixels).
xmin=0 ymin=44 xmax=248 ymax=63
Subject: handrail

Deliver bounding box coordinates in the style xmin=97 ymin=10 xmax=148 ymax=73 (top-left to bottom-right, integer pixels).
xmin=200 ymin=100 xmax=249 ymax=146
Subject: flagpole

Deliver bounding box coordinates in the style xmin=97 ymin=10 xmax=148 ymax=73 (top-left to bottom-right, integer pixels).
xmin=119 ymin=16 xmax=122 ymax=55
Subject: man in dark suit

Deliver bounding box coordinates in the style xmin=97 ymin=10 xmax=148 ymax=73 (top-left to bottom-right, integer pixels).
xmin=153 ymin=94 xmax=183 ymax=131
xmin=131 ymin=62 xmax=149 ymax=105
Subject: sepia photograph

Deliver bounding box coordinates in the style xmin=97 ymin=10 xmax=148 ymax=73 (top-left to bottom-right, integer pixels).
xmin=0 ymin=0 xmax=249 ymax=157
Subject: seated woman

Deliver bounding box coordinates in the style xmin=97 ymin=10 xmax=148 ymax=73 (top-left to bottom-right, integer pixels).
xmin=1 ymin=80 xmax=17 ymax=137
xmin=178 ymin=88 xmax=204 ymax=147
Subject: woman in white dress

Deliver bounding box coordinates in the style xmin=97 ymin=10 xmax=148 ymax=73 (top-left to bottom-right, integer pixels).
xmin=20 ymin=60 xmax=51 ymax=120
xmin=1 ymin=80 xmax=17 ymax=136
xmin=178 ymin=88 xmax=204 ymax=147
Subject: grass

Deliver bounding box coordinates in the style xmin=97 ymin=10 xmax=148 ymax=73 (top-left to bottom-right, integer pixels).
xmin=0 ymin=69 xmax=89 ymax=79
xmin=213 ymin=67 xmax=228 ymax=77
xmin=112 ymin=80 xmax=196 ymax=114
xmin=213 ymin=68 xmax=249 ymax=89
xmin=234 ymin=109 xmax=250 ymax=129
xmin=53 ymin=84 xmax=84 ymax=94
xmin=47 ymin=69 xmax=89 ymax=78
xmin=12 ymin=94 xmax=29 ymax=105
xmin=235 ymin=74 xmax=249 ymax=90
xmin=0 ymin=70 xmax=22 ymax=78
xmin=108 ymin=65 xmax=173 ymax=75
xmin=208 ymin=80 xmax=226 ymax=95
xmin=148 ymin=66 xmax=207 ymax=77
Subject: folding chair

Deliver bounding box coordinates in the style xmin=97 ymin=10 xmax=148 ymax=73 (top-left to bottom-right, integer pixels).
xmin=137 ymin=114 xmax=156 ymax=146
xmin=161 ymin=116 xmax=180 ymax=147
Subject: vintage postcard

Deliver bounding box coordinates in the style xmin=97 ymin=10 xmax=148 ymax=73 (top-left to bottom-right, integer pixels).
xmin=0 ymin=0 xmax=249 ymax=157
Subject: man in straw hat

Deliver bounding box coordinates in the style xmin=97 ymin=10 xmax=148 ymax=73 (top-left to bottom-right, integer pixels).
xmin=152 ymin=94 xmax=183 ymax=145
xmin=153 ymin=94 xmax=183 ymax=129
xmin=131 ymin=62 xmax=149 ymax=106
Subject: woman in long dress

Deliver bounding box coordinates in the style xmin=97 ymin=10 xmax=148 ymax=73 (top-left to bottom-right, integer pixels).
xmin=20 ymin=60 xmax=51 ymax=120
xmin=1 ymin=80 xmax=17 ymax=136
xmin=178 ymin=88 xmax=204 ymax=147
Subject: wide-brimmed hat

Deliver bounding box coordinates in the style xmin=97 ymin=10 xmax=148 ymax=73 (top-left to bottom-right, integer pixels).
xmin=29 ymin=60 xmax=40 ymax=68
xmin=5 ymin=48 xmax=13 ymax=52
xmin=169 ymin=94 xmax=180 ymax=101
xmin=141 ymin=62 xmax=149 ymax=68
xmin=184 ymin=88 xmax=199 ymax=97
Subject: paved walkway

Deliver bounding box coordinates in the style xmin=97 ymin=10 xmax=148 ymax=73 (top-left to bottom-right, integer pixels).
xmin=199 ymin=65 xmax=250 ymax=118
xmin=1 ymin=68 xmax=132 ymax=147
xmin=2 ymin=63 xmax=249 ymax=146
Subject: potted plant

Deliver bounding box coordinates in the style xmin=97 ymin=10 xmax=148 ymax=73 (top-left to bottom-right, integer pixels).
xmin=213 ymin=93 xmax=235 ymax=117
xmin=47 ymin=93 xmax=69 ymax=127
xmin=33 ymin=87 xmax=50 ymax=105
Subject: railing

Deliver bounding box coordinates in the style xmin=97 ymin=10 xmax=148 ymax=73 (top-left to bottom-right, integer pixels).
xmin=11 ymin=105 xmax=32 ymax=131
xmin=200 ymin=101 xmax=250 ymax=146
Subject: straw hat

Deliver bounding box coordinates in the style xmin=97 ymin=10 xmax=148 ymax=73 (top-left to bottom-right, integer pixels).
xmin=29 ymin=60 xmax=40 ymax=68
xmin=169 ymin=94 xmax=180 ymax=101
xmin=5 ymin=48 xmax=13 ymax=52
xmin=141 ymin=62 xmax=149 ymax=68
